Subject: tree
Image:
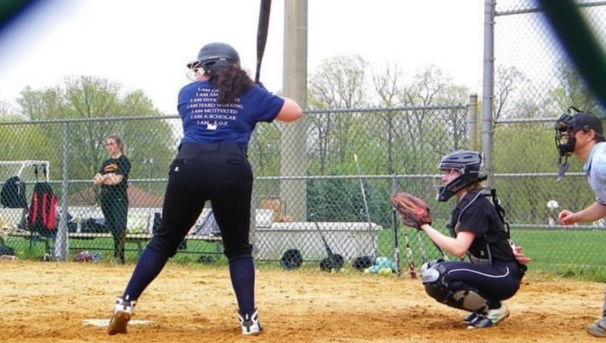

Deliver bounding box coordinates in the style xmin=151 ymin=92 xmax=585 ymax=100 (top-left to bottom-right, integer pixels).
xmin=308 ymin=55 xmax=368 ymax=173
xmin=14 ymin=76 xmax=175 ymax=200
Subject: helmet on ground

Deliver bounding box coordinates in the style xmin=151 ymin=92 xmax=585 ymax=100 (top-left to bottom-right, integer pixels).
xmin=186 ymin=42 xmax=240 ymax=75
xmin=280 ymin=249 xmax=303 ymax=270
xmin=436 ymin=150 xmax=487 ymax=202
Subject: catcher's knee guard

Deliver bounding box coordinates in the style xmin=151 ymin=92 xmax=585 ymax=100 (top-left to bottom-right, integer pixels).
xmin=421 ymin=260 xmax=490 ymax=313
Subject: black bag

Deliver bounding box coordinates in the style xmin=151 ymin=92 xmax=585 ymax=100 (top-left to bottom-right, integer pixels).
xmin=0 ymin=176 xmax=27 ymax=208
xmin=0 ymin=244 xmax=15 ymax=256
xmin=80 ymin=217 xmax=108 ymax=234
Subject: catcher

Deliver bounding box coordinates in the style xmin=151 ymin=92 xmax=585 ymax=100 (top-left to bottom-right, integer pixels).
xmin=391 ymin=150 xmax=530 ymax=329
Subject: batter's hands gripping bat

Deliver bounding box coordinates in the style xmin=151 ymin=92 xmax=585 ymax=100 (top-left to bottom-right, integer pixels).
xmin=311 ymin=213 xmax=341 ymax=272
xmin=255 ymin=0 xmax=272 ymax=84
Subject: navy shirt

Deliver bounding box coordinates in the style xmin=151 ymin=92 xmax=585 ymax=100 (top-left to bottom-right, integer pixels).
xmin=177 ymin=81 xmax=285 ymax=149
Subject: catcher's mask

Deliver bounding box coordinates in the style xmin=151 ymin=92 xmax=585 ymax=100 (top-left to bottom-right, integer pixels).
xmin=187 ymin=42 xmax=240 ymax=77
xmin=436 ymin=150 xmax=487 ymax=202
xmin=554 ymin=106 xmax=605 ymax=181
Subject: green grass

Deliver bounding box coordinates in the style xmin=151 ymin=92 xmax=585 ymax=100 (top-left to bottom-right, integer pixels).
xmin=373 ymin=227 xmax=606 ymax=282
xmin=2 ymin=235 xmax=227 ymax=264
xmin=4 ymin=228 xmax=606 ymax=281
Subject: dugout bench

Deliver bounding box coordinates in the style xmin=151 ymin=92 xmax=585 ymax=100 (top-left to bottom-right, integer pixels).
xmin=0 ymin=229 xmax=223 ymax=258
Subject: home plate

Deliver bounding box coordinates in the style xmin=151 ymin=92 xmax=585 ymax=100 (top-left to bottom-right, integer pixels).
xmin=82 ymin=319 xmax=155 ymax=327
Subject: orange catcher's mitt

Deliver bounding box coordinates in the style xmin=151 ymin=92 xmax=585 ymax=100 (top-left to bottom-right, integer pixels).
xmin=390 ymin=192 xmax=433 ymax=229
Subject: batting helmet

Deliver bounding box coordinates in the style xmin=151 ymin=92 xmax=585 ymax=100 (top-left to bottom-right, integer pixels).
xmin=436 ymin=150 xmax=487 ymax=202
xmin=319 ymin=254 xmax=344 ymax=272
xmin=187 ymin=42 xmax=240 ymax=75
xmin=280 ymin=249 xmax=303 ymax=270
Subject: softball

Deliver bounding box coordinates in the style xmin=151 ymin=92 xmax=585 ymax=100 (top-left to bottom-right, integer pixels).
xmin=378 ymin=268 xmax=392 ymax=275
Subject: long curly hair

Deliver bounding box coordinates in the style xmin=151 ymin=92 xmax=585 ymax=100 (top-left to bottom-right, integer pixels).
xmin=210 ymin=64 xmax=254 ymax=104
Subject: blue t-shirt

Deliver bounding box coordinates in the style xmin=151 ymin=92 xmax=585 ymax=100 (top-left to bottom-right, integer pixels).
xmin=177 ymin=81 xmax=285 ymax=148
xmin=584 ymin=142 xmax=606 ymax=205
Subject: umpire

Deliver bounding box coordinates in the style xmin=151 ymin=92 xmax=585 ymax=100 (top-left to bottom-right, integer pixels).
xmin=108 ymin=42 xmax=303 ymax=336
xmin=554 ymin=108 xmax=606 ymax=337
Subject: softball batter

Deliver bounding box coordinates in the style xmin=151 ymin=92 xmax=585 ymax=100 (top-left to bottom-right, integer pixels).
xmin=108 ymin=42 xmax=303 ymax=336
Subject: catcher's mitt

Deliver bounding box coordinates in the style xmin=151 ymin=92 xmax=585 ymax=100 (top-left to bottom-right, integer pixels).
xmin=390 ymin=192 xmax=433 ymax=229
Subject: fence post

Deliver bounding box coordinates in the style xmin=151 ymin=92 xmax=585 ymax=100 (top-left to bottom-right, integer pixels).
xmin=55 ymin=122 xmax=70 ymax=261
xmin=467 ymin=93 xmax=478 ymax=151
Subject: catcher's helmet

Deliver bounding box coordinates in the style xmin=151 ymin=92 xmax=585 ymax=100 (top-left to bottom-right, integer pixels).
xmin=436 ymin=150 xmax=487 ymax=202
xmin=187 ymin=42 xmax=240 ymax=75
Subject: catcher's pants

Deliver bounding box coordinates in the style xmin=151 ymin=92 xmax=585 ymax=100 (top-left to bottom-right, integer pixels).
xmin=439 ymin=260 xmax=523 ymax=301
xmin=148 ymin=143 xmax=254 ymax=260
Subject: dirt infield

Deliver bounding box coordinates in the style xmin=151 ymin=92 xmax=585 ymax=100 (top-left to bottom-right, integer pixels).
xmin=0 ymin=260 xmax=603 ymax=343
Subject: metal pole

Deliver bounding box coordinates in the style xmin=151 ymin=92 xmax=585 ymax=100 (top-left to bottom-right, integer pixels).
xmin=482 ymin=0 xmax=496 ymax=188
xmin=281 ymin=0 xmax=308 ymax=221
xmin=467 ymin=93 xmax=478 ymax=151
xmin=55 ymin=122 xmax=70 ymax=261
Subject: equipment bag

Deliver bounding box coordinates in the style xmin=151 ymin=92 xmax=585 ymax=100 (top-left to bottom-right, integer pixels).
xmin=26 ymin=182 xmax=57 ymax=236
xmin=0 ymin=175 xmax=27 ymax=208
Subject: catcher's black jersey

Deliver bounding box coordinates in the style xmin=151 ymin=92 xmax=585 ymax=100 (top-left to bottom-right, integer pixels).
xmin=449 ymin=189 xmax=516 ymax=263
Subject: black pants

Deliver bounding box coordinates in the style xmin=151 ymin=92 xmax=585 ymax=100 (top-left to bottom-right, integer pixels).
xmin=101 ymin=196 xmax=128 ymax=262
xmin=440 ymin=260 xmax=523 ymax=301
xmin=148 ymin=143 xmax=254 ymax=260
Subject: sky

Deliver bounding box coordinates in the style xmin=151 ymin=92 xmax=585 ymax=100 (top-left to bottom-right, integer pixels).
xmin=0 ymin=0 xmax=485 ymax=115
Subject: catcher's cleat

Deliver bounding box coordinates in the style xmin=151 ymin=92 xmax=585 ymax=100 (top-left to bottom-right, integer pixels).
xmin=587 ymin=317 xmax=606 ymax=337
xmin=467 ymin=303 xmax=509 ymax=329
xmin=108 ymin=297 xmax=136 ymax=335
xmin=463 ymin=312 xmax=479 ymax=324
xmin=238 ymin=309 xmax=263 ymax=336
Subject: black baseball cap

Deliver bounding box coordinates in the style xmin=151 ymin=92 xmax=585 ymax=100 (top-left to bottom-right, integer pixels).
xmin=573 ymin=113 xmax=604 ymax=135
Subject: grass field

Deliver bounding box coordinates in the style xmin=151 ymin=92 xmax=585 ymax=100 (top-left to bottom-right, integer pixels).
xmin=4 ymin=227 xmax=606 ymax=281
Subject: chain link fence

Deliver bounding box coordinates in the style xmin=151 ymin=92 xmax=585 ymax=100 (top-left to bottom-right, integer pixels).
xmin=0 ymin=106 xmax=467 ymax=272
xmin=0 ymin=1 xmax=605 ymax=279
xmin=491 ymin=0 xmax=606 ymax=276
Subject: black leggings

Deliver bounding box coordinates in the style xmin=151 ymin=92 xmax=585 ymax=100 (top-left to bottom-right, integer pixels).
xmin=100 ymin=196 xmax=128 ymax=261
xmin=148 ymin=143 xmax=254 ymax=260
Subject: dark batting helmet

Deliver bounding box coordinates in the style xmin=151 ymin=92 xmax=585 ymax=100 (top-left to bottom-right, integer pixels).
xmin=280 ymin=249 xmax=303 ymax=270
xmin=436 ymin=150 xmax=487 ymax=202
xmin=187 ymin=42 xmax=240 ymax=75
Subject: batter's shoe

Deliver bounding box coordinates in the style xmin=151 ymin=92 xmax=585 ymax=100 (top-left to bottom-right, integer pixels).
xmin=108 ymin=297 xmax=136 ymax=335
xmin=587 ymin=317 xmax=606 ymax=337
xmin=238 ymin=309 xmax=263 ymax=336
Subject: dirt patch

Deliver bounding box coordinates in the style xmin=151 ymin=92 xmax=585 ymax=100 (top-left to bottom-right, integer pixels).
xmin=0 ymin=260 xmax=602 ymax=343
